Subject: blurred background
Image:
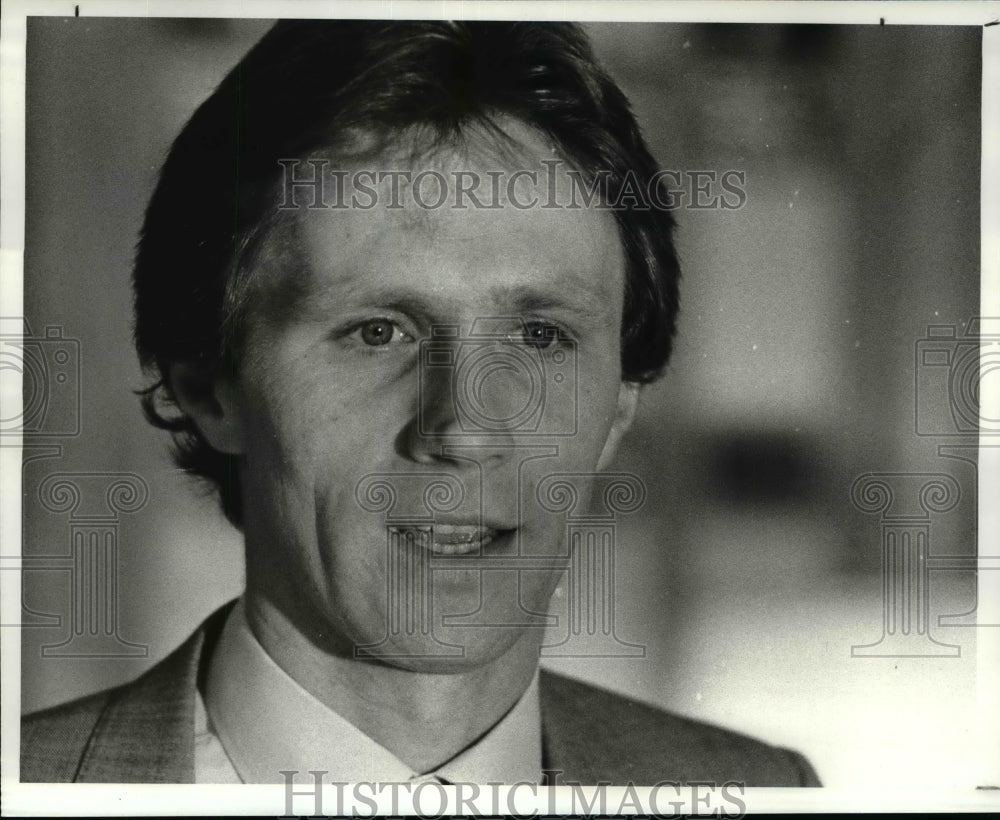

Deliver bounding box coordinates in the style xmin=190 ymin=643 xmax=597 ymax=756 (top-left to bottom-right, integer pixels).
xmin=18 ymin=18 xmax=983 ymax=789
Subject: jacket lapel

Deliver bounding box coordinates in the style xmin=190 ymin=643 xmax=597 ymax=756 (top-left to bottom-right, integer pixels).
xmin=71 ymin=603 xmax=610 ymax=784
xmin=75 ymin=605 xmax=231 ymax=783
xmin=540 ymin=670 xmax=613 ymax=784
xmin=539 ymin=670 xmax=659 ymax=786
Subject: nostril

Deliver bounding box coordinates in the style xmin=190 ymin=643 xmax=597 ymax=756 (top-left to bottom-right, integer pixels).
xmin=395 ymin=416 xmax=445 ymax=462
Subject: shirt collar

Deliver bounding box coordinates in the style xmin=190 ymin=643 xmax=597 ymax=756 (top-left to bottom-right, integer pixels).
xmin=204 ymin=599 xmax=541 ymax=784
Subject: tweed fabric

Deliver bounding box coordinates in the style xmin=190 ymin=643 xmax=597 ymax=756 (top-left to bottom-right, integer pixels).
xmin=21 ymin=606 xmax=228 ymax=783
xmin=21 ymin=604 xmax=820 ymax=786
xmin=539 ymin=672 xmax=820 ymax=786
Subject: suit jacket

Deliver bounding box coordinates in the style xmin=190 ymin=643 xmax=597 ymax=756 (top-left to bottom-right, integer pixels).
xmin=21 ymin=605 xmax=820 ymax=785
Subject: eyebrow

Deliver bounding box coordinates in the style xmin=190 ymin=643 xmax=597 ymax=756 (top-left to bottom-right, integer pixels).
xmin=325 ymin=279 xmax=615 ymax=326
xmin=327 ymin=283 xmax=442 ymax=321
xmin=500 ymin=285 xmax=613 ymax=326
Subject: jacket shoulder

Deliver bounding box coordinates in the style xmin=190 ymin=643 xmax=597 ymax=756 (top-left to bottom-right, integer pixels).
xmin=20 ymin=688 xmax=117 ymax=782
xmin=19 ymin=604 xmax=231 ymax=783
xmin=540 ymin=670 xmax=820 ymax=786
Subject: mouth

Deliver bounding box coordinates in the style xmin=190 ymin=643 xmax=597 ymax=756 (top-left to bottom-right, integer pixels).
xmin=387 ymin=524 xmax=513 ymax=555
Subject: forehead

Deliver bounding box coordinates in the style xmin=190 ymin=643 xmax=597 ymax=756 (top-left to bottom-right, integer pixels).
xmin=251 ymin=120 xmax=625 ymax=323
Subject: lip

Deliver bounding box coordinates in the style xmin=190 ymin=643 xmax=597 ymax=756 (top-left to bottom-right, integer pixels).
xmin=387 ymin=523 xmax=514 ymax=555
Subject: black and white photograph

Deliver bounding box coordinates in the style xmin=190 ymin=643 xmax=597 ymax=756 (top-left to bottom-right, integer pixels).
xmin=2 ymin=0 xmax=998 ymax=815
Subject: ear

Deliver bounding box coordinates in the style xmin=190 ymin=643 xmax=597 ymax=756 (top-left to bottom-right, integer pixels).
xmin=168 ymin=362 xmax=245 ymax=455
xmin=596 ymin=381 xmax=641 ymax=471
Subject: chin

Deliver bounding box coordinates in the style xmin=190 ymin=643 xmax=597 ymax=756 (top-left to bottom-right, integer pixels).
xmin=353 ymin=626 xmax=537 ymax=675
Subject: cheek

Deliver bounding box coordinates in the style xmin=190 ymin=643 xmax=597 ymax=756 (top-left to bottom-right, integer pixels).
xmin=235 ymin=371 xmax=345 ymax=506
xmin=238 ymin=361 xmax=417 ymax=506
xmin=570 ymin=362 xmax=623 ymax=454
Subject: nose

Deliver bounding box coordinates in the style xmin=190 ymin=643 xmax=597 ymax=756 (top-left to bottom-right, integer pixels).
xmin=400 ymin=343 xmax=534 ymax=465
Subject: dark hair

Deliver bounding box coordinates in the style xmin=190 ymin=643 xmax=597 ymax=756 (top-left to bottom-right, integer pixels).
xmin=134 ymin=20 xmax=681 ymax=527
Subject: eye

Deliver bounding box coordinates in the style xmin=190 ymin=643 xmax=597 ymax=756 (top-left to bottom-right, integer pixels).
xmin=521 ymin=321 xmax=568 ymax=349
xmin=354 ymin=318 xmax=411 ymax=347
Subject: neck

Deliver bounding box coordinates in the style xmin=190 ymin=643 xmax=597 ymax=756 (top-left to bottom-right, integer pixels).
xmin=242 ymin=592 xmax=541 ymax=774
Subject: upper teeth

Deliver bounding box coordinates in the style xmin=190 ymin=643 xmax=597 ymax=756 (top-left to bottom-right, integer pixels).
xmin=386 ymin=525 xmax=496 ymax=548
xmin=390 ymin=524 xmax=492 ymax=542
xmin=432 ymin=525 xmax=490 ymax=543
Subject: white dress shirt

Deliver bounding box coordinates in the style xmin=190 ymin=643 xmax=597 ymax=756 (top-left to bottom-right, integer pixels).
xmin=193 ymin=600 xmax=541 ymax=784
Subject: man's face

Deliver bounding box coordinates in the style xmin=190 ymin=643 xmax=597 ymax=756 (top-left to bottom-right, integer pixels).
xmin=210 ymin=123 xmax=636 ymax=671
